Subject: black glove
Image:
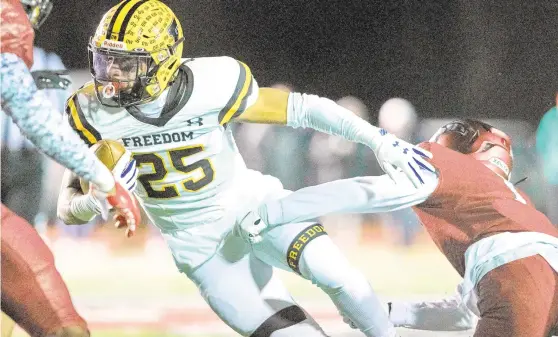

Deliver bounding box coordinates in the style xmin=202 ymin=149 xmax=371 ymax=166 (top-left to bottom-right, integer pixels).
xmin=31 ymin=70 xmax=71 ymax=90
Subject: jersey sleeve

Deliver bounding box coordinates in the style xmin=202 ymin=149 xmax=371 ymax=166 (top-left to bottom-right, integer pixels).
xmin=260 ymin=172 xmax=439 ymax=226
xmin=65 ymin=89 xmax=102 ymax=146
xmin=216 ymin=57 xmax=259 ymax=125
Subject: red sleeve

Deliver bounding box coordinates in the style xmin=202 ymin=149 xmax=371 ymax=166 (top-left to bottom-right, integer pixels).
xmin=0 ymin=0 xmax=34 ymax=68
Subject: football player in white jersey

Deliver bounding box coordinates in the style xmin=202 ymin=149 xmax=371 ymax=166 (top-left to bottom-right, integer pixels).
xmin=57 ymin=1 xmax=435 ymax=336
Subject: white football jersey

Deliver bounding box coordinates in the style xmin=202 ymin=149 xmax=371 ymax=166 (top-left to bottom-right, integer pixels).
xmin=66 ymin=56 xmax=259 ymax=231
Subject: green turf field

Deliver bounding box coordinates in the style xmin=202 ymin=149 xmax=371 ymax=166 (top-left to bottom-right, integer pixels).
xmin=9 ymin=238 xmax=470 ymax=337
xmin=57 ymin=240 xmax=462 ymax=298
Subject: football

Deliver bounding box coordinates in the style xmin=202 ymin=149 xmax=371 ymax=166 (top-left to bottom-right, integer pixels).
xmin=80 ymin=139 xmax=127 ymax=193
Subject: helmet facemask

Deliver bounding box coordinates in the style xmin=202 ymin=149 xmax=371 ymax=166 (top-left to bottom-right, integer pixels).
xmin=431 ymin=119 xmax=514 ymax=180
xmin=88 ymin=42 xmax=160 ymax=108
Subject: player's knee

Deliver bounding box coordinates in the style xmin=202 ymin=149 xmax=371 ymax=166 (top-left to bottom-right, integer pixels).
xmin=313 ymin=267 xmax=366 ymax=297
xmin=297 ymin=234 xmax=355 ymax=291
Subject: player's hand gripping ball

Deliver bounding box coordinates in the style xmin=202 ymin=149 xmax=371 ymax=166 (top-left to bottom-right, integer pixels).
xmin=80 ymin=140 xmax=140 ymax=237
xmin=80 ymin=140 xmax=138 ymax=194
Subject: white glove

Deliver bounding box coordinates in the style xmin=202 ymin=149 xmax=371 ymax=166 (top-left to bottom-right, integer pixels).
xmin=373 ymin=131 xmax=435 ymax=188
xmin=236 ymin=210 xmax=268 ymax=244
xmin=112 ymin=151 xmax=138 ymax=193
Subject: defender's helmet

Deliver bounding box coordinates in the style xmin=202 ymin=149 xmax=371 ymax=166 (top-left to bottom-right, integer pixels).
xmin=88 ymin=0 xmax=184 ymax=107
xmin=20 ymin=0 xmax=53 ymax=29
xmin=430 ymin=119 xmax=514 ymax=180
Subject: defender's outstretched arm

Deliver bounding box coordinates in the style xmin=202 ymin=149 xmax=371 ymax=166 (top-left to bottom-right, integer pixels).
xmin=0 ymin=53 xmax=115 ymax=192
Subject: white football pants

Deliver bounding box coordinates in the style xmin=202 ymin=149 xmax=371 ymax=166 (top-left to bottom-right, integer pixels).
xmin=162 ymin=171 xmax=394 ymax=336
xmin=186 ymin=222 xmax=394 ymax=337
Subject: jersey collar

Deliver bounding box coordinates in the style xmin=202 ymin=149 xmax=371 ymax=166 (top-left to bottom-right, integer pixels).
xmin=125 ymin=63 xmax=194 ymax=127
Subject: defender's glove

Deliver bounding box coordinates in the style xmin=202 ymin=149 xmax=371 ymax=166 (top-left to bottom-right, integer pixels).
xmin=90 ymin=181 xmax=141 ymax=238
xmin=372 ymin=131 xmax=435 ymax=188
xmin=109 ymin=183 xmax=141 ymax=238
xmin=236 ymin=210 xmax=268 ymax=244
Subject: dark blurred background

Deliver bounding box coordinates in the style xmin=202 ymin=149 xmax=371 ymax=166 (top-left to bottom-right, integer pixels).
xmin=37 ymin=0 xmax=558 ymax=121
xmin=18 ymin=0 xmax=558 ymax=248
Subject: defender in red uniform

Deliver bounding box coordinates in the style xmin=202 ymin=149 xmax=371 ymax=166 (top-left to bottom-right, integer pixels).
xmin=242 ymin=119 xmax=558 ymax=337
xmin=1 ymin=0 xmax=141 ymax=336
xmin=1 ymin=1 xmax=89 ymax=336
xmin=412 ymin=121 xmax=558 ymax=336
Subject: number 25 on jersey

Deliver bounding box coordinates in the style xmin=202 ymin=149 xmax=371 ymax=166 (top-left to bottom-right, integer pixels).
xmin=133 ymin=145 xmax=215 ymax=199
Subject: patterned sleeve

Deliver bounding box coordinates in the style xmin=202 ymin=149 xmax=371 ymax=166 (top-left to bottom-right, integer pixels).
xmin=0 ymin=53 xmax=114 ymax=191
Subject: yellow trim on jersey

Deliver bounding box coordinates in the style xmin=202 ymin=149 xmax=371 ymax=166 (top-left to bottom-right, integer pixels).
xmin=235 ymin=88 xmax=289 ymax=124
xmin=219 ymin=61 xmax=253 ymax=125
xmin=67 ymin=94 xmax=101 ymax=146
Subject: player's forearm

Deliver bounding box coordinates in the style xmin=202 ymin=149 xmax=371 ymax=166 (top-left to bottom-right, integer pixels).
xmin=388 ymin=296 xmax=476 ymax=331
xmin=287 ymin=92 xmax=387 ymax=151
xmin=57 ymin=170 xmax=101 ymax=224
xmin=58 ymin=194 xmax=97 ymax=225
xmin=0 ymin=53 xmax=114 ymax=192
xmin=260 ymin=175 xmax=433 ymax=226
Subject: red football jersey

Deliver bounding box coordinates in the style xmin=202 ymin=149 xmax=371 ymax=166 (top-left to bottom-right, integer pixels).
xmin=412 ymin=142 xmax=558 ymax=276
xmin=0 ymin=0 xmax=34 ymax=68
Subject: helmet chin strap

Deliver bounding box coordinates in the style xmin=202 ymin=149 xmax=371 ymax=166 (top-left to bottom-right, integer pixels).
xmin=485 ymin=157 xmax=511 ymax=180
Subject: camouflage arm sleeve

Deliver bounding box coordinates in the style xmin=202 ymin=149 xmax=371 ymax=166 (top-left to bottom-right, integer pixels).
xmin=0 ymin=53 xmax=114 ymax=191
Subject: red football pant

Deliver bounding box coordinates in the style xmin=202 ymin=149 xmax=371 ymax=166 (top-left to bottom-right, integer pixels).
xmin=475 ymin=254 xmax=558 ymax=337
xmin=1 ymin=204 xmax=88 ymax=337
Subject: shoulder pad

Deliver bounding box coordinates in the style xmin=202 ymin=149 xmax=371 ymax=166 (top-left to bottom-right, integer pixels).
xmin=76 ymin=81 xmax=96 ymax=95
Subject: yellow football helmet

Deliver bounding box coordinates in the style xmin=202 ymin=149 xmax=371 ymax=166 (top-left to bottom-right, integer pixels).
xmin=88 ymin=0 xmax=184 ymax=107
